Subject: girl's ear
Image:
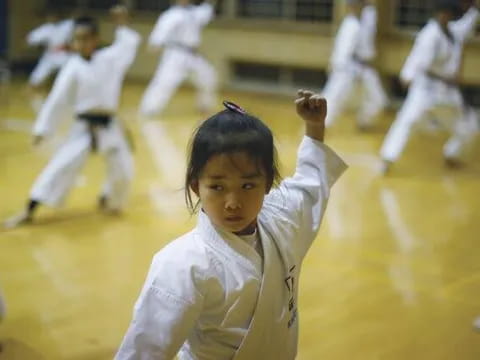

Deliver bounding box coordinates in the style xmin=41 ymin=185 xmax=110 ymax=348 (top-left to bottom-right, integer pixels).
xmin=191 ymin=180 xmax=199 ymax=197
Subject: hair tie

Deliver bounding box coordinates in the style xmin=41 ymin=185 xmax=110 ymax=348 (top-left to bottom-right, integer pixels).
xmin=223 ymin=101 xmax=247 ymax=115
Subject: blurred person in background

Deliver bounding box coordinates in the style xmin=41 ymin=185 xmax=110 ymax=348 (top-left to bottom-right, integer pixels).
xmin=321 ymin=0 xmax=388 ymax=130
xmin=26 ymin=8 xmax=74 ymax=111
xmin=4 ymin=5 xmax=141 ymax=228
xmin=139 ymin=0 xmax=217 ymax=118
xmin=380 ymin=0 xmax=479 ymax=174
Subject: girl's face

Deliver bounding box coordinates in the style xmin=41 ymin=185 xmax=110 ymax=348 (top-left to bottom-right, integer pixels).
xmin=193 ymin=152 xmax=269 ymax=235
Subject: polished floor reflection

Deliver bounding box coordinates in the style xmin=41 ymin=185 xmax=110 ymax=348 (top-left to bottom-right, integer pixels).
xmin=0 ymin=81 xmax=479 ymax=359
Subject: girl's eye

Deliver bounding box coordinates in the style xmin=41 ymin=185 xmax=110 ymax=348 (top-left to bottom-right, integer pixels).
xmin=209 ymin=185 xmax=224 ymax=191
xmin=243 ymin=183 xmax=256 ymax=190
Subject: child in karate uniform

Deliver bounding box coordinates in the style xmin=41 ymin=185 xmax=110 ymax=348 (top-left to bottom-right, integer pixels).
xmin=4 ymin=6 xmax=141 ymax=228
xmin=322 ymin=0 xmax=387 ymax=129
xmin=116 ymin=90 xmax=347 ymax=359
xmin=139 ymin=0 xmax=217 ymax=117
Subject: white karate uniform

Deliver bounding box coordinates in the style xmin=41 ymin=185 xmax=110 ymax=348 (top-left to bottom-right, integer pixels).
xmin=381 ymin=7 xmax=480 ymax=163
xmin=322 ymin=5 xmax=387 ymax=127
xmin=27 ymin=19 xmax=74 ymax=86
xmin=30 ymin=26 xmax=141 ymax=210
xmin=139 ymin=2 xmax=217 ymax=117
xmin=116 ymin=137 xmax=347 ymax=360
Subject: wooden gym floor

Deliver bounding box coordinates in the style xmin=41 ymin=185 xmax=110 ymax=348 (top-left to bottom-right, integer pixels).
xmin=0 ymin=80 xmax=479 ymax=359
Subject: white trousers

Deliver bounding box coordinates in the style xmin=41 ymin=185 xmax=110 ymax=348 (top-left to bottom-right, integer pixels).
xmin=381 ymin=81 xmax=479 ymax=162
xmin=139 ymin=47 xmax=217 ymax=117
xmin=30 ymin=120 xmax=134 ymax=210
xmin=29 ymin=51 xmax=70 ymax=86
xmin=322 ymin=65 xmax=388 ymax=127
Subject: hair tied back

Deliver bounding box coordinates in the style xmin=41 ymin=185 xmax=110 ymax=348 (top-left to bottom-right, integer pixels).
xmin=223 ymin=101 xmax=247 ymax=115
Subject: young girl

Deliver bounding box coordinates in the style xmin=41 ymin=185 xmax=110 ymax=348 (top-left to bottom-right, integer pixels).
xmin=116 ymin=90 xmax=347 ymax=359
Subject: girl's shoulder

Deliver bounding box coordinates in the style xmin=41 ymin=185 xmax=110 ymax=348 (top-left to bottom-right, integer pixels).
xmin=149 ymin=229 xmax=213 ymax=282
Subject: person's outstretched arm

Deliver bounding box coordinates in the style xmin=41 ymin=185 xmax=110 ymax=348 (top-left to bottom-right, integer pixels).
xmin=264 ymin=90 xmax=347 ymax=259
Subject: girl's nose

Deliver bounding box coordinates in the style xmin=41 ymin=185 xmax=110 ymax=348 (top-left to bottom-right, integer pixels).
xmin=225 ymin=193 xmax=242 ymax=210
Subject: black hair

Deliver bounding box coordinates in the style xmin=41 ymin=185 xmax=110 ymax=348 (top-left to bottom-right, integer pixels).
xmin=434 ymin=0 xmax=462 ymax=16
xmin=185 ymin=108 xmax=281 ymax=213
xmin=74 ymin=16 xmax=99 ymax=35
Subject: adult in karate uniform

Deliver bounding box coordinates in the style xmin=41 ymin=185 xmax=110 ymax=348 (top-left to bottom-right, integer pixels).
xmin=139 ymin=0 xmax=217 ymax=117
xmin=322 ymin=0 xmax=387 ymax=129
xmin=27 ymin=10 xmax=74 ymax=88
xmin=4 ymin=7 xmax=141 ymax=228
xmin=380 ymin=0 xmax=480 ymax=173
xmin=116 ymin=91 xmax=347 ymax=359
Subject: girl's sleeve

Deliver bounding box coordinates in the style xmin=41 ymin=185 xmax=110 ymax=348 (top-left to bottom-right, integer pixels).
xmin=115 ymin=249 xmax=205 ymax=360
xmin=265 ymin=136 xmax=347 ymax=259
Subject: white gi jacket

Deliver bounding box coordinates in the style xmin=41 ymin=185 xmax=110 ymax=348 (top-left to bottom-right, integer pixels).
xmin=148 ymin=3 xmax=214 ymax=49
xmin=116 ymin=137 xmax=347 ymax=360
xmin=330 ymin=5 xmax=378 ymax=70
xmin=33 ymin=26 xmax=141 ymax=137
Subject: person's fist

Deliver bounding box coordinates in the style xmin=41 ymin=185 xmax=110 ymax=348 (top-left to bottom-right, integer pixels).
xmin=110 ymin=4 xmax=129 ymax=25
xmin=295 ymin=89 xmax=327 ymax=126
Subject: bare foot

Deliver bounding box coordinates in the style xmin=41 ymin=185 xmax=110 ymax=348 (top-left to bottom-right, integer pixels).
xmin=3 ymin=211 xmax=32 ymax=229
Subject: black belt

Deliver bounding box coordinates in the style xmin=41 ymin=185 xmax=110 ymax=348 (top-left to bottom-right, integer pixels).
xmin=77 ymin=113 xmax=113 ymax=152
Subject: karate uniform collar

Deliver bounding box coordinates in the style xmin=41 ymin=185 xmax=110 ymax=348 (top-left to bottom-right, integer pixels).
xmin=197 ymin=211 xmax=263 ymax=274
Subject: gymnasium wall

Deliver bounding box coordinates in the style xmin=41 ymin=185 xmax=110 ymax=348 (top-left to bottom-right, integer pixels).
xmin=7 ymin=0 xmax=480 ymax=86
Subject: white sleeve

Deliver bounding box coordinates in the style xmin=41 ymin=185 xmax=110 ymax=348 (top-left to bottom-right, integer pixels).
xmin=192 ymin=2 xmax=214 ymax=25
xmin=148 ymin=12 xmax=179 ymax=48
xmin=26 ymin=23 xmax=53 ymax=46
xmin=103 ymin=26 xmax=141 ymax=72
xmin=115 ymin=251 xmax=205 ymax=360
xmin=33 ymin=60 xmax=76 ymax=136
xmin=400 ymin=28 xmax=436 ymax=83
xmin=362 ymin=5 xmax=377 ymax=34
xmin=264 ymin=137 xmax=347 ymax=258
xmin=449 ymin=7 xmax=479 ymax=42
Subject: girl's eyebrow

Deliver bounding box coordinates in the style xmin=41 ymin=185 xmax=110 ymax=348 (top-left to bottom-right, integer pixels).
xmin=207 ymin=173 xmax=262 ymax=180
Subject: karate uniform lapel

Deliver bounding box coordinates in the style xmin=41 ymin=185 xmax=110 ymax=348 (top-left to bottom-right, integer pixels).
xmin=233 ymin=220 xmax=296 ymax=360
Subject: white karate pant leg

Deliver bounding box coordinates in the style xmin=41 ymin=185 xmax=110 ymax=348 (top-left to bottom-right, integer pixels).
xmin=444 ymin=106 xmax=480 ymax=161
xmin=380 ymin=89 xmax=430 ymax=162
xmin=322 ymin=70 xmax=357 ymax=127
xmin=30 ymin=123 xmax=91 ymax=207
xmin=191 ymin=55 xmax=217 ymax=112
xmin=98 ymin=123 xmax=134 ymax=211
xmin=139 ymin=49 xmax=189 ymax=117
xmin=358 ymin=67 xmax=388 ymax=126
